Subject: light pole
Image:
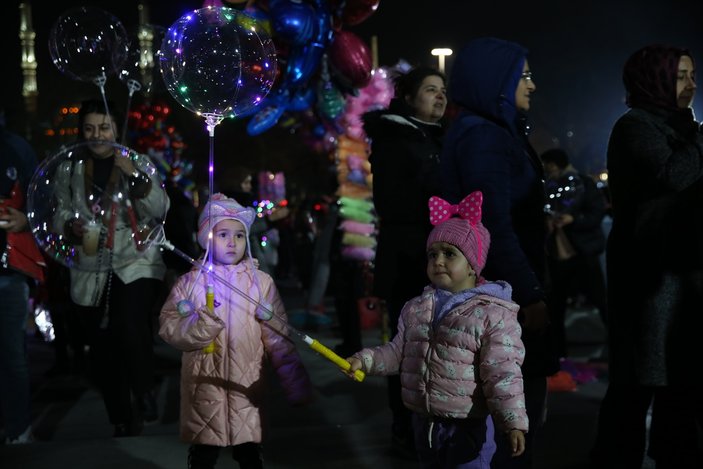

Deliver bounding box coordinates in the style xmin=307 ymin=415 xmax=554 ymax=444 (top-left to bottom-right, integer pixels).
xmin=431 ymin=48 xmax=453 ymax=74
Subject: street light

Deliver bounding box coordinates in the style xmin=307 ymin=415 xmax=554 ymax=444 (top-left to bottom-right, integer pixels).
xmin=431 ymin=48 xmax=453 ymax=74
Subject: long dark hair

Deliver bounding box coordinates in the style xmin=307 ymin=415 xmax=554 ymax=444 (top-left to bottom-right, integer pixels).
xmin=388 ymin=66 xmax=446 ymax=117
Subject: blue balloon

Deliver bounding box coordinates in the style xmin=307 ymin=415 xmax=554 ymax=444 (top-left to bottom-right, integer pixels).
xmin=269 ymin=0 xmax=317 ymax=46
xmin=246 ymin=102 xmax=285 ymax=136
xmin=159 ymin=7 xmax=277 ymax=117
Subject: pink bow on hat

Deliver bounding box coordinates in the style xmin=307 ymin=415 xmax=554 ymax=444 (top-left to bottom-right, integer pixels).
xmin=428 ymin=192 xmax=483 ymax=226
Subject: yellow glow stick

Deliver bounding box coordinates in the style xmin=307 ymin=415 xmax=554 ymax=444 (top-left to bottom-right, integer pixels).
xmin=303 ymin=336 xmax=365 ymax=382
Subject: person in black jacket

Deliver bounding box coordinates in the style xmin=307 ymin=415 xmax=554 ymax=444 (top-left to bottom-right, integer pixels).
xmin=591 ymin=45 xmax=703 ymax=469
xmin=363 ymin=65 xmax=447 ymax=456
xmin=542 ymin=148 xmax=607 ymax=358
xmin=0 ymin=110 xmax=39 ymax=444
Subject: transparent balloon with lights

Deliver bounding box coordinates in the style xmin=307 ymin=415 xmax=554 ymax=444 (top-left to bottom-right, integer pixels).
xmin=49 ymin=6 xmax=129 ymax=91
xmin=27 ymin=141 xmax=168 ymax=272
xmin=159 ymin=6 xmax=277 ymax=121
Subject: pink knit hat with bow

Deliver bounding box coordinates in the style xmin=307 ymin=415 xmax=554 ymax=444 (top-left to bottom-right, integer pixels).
xmin=426 ymin=192 xmax=491 ymax=278
xmin=197 ymin=193 xmax=256 ymax=249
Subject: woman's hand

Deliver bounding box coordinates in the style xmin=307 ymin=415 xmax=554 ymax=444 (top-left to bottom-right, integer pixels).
xmin=70 ymin=218 xmax=87 ymax=238
xmin=0 ymin=206 xmax=29 ymax=233
xmin=521 ymin=300 xmax=550 ymax=333
xmin=113 ymin=156 xmax=138 ymax=177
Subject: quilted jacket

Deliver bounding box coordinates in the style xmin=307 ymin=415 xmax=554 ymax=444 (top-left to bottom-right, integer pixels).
xmin=353 ymin=285 xmax=528 ymax=433
xmin=159 ymin=262 xmax=312 ymax=447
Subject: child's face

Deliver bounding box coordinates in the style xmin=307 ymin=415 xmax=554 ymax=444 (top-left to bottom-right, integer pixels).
xmin=212 ymin=219 xmax=247 ymax=266
xmin=427 ymin=241 xmax=476 ymax=293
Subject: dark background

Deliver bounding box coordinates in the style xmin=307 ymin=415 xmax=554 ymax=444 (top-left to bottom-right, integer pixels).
xmin=3 ymin=0 xmax=702 ymax=187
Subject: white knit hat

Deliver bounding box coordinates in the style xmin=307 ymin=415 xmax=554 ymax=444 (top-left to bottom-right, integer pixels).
xmin=197 ymin=193 xmax=256 ymax=249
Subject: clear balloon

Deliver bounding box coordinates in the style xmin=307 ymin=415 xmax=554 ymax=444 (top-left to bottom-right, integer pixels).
xmin=27 ymin=141 xmax=168 ymax=272
xmin=159 ymin=6 xmax=277 ymax=118
xmin=115 ymin=25 xmax=167 ymax=95
xmin=49 ymin=6 xmax=129 ymax=83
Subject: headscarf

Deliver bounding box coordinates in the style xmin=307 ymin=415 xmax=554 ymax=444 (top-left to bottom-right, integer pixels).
xmin=623 ymin=44 xmax=693 ymax=112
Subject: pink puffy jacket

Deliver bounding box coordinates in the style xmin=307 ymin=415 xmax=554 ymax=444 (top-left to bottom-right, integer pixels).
xmin=159 ymin=262 xmax=312 ymax=447
xmin=353 ymin=287 xmax=528 ymax=433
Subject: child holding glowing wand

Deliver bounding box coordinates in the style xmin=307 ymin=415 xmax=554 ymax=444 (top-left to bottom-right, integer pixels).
xmin=347 ymin=193 xmax=528 ymax=467
xmin=159 ymin=194 xmax=312 ymax=469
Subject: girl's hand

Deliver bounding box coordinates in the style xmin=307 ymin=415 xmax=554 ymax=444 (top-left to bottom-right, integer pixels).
xmin=508 ymin=429 xmax=525 ymax=457
xmin=344 ymin=356 xmax=363 ymax=379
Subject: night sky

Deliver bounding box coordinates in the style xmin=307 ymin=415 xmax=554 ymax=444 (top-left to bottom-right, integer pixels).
xmin=3 ymin=0 xmax=703 ymax=182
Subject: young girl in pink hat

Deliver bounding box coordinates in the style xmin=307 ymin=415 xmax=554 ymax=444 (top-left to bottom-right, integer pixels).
xmin=347 ymin=192 xmax=527 ymax=468
xmin=159 ymin=193 xmax=312 ymax=469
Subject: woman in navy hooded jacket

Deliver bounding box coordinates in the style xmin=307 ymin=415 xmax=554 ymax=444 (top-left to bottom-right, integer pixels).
xmin=440 ymin=37 xmax=558 ymax=468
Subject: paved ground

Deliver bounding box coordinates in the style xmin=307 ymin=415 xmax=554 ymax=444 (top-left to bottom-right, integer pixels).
xmin=0 ymin=289 xmax=654 ymax=469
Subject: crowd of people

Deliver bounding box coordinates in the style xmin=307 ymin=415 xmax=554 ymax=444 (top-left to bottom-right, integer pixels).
xmin=1 ymin=36 xmax=701 ymax=469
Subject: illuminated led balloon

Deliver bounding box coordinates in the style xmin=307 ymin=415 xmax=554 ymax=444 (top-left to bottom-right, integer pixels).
xmin=159 ymin=6 xmax=277 ymax=118
xmin=49 ymin=6 xmax=129 ymax=83
xmin=115 ymin=25 xmax=167 ymax=95
xmin=27 ymin=141 xmax=168 ymax=271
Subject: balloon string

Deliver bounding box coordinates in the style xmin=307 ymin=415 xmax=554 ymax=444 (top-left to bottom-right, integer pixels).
xmin=120 ymin=93 xmax=133 ymax=144
xmin=93 ymin=72 xmax=119 ymax=143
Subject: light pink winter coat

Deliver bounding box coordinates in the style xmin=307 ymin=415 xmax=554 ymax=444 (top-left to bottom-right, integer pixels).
xmin=159 ymin=262 xmax=312 ymax=447
xmin=353 ymin=287 xmax=528 ymax=433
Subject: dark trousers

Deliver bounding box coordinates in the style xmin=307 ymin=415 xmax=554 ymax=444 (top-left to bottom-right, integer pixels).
xmin=188 ymin=443 xmax=263 ymax=469
xmin=77 ymin=276 xmax=160 ymax=425
xmin=592 ymin=382 xmax=703 ymax=469
xmin=547 ymin=254 xmax=607 ymax=357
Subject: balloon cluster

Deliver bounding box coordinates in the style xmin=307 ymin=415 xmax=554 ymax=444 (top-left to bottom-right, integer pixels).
xmin=245 ymin=0 xmax=380 ymax=135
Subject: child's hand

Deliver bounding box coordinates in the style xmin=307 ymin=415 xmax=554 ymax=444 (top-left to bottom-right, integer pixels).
xmin=508 ymin=429 xmax=525 ymax=457
xmin=344 ymin=356 xmax=363 ymax=379
xmin=198 ymin=307 xmax=220 ymax=322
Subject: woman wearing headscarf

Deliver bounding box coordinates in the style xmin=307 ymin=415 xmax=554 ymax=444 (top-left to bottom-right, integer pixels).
xmin=592 ymin=45 xmax=703 ymax=468
xmin=362 ymin=65 xmax=447 ymax=454
xmin=439 ymin=37 xmax=558 ymax=468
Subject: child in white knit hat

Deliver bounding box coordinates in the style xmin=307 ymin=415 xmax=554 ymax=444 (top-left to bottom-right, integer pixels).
xmin=159 ymin=193 xmax=312 ymax=469
xmin=347 ymin=192 xmax=527 ymax=467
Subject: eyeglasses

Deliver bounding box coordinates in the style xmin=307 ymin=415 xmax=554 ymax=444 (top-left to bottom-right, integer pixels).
xmin=521 ymin=71 xmax=533 ymax=82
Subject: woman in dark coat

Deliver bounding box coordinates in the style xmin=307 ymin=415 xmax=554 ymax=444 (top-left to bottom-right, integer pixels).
xmin=439 ymin=37 xmax=558 ymax=468
xmin=592 ymin=45 xmax=703 ymax=469
xmin=363 ymin=66 xmax=447 ymax=453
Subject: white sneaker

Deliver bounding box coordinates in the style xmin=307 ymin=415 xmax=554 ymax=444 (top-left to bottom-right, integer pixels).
xmin=6 ymin=426 xmax=33 ymax=444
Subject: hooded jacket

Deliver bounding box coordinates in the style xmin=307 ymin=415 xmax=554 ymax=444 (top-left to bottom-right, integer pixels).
xmin=440 ymin=38 xmax=557 ymax=377
xmin=440 ymin=38 xmax=546 ymax=309
xmin=352 ymin=281 xmax=528 ymax=434
xmin=159 ymin=262 xmax=312 ymax=446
